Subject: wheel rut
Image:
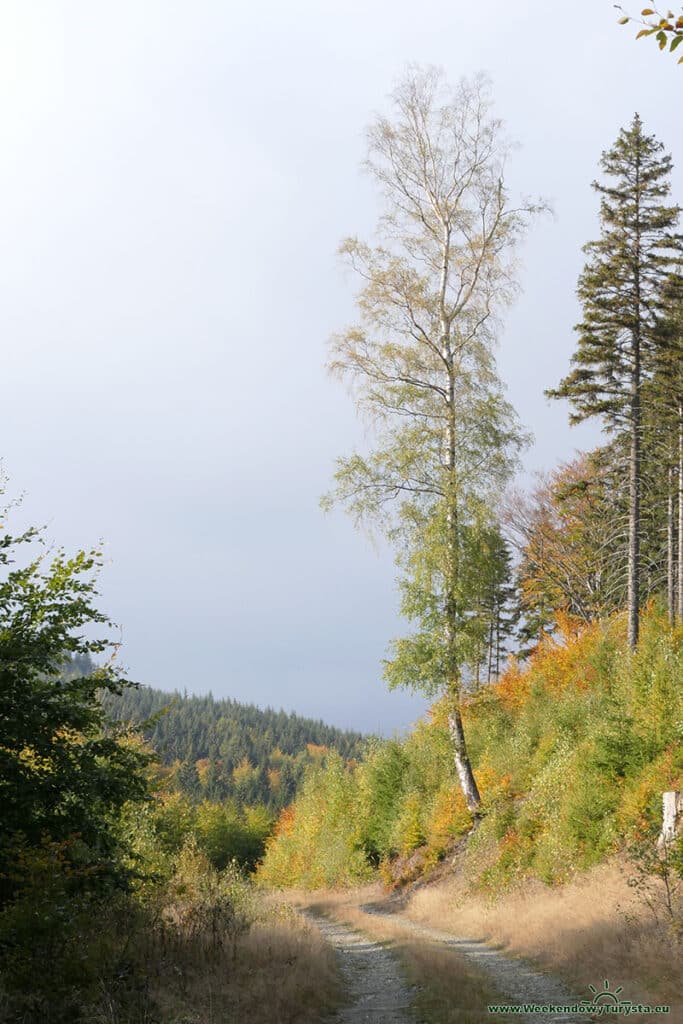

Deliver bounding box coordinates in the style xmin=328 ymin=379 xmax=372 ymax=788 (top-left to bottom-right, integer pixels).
xmin=359 ymin=903 xmax=584 ymax=1022
xmin=303 ymin=910 xmax=416 ymax=1023
xmin=304 ymin=903 xmax=585 ymax=1023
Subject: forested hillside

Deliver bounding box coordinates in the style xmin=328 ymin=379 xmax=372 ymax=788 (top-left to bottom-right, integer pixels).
xmin=102 ymin=684 xmax=366 ymax=810
xmin=259 ymin=605 xmax=683 ymax=890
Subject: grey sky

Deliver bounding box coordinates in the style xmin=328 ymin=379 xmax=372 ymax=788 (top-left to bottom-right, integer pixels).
xmin=0 ymin=1 xmax=679 ymax=733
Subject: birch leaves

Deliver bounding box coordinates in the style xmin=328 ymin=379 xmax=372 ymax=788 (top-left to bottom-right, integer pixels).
xmin=324 ymin=67 xmax=541 ymax=809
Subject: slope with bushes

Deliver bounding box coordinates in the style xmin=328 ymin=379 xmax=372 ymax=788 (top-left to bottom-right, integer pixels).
xmin=258 ymin=605 xmax=683 ymax=893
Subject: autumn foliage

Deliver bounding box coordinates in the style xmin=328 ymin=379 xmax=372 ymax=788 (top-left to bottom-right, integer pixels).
xmin=258 ymin=604 xmax=683 ymax=892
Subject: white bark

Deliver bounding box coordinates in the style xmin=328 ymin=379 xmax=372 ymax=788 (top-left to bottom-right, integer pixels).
xmin=657 ymin=790 xmax=683 ymax=849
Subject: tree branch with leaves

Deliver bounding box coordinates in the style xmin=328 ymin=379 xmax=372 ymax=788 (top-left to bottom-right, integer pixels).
xmin=616 ymin=5 xmax=683 ymax=61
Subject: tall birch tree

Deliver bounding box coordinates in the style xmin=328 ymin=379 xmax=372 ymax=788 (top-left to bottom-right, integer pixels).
xmin=323 ymin=68 xmax=539 ymax=812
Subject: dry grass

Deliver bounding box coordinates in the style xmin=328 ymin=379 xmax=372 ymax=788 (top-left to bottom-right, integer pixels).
xmin=288 ymin=887 xmax=505 ymax=1024
xmin=146 ymin=912 xmax=342 ymax=1024
xmin=406 ymin=860 xmax=681 ymax=1014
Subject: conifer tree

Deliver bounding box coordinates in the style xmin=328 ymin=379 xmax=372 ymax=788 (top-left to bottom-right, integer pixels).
xmin=651 ymin=272 xmax=683 ymax=622
xmin=548 ymin=115 xmax=681 ymax=647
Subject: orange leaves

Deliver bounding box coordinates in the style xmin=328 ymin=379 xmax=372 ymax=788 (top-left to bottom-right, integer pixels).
xmin=272 ymin=805 xmax=296 ymax=838
xmin=474 ymin=761 xmax=516 ymax=804
xmin=305 ymin=743 xmax=328 ymax=758
xmin=496 ymin=657 xmax=530 ymax=709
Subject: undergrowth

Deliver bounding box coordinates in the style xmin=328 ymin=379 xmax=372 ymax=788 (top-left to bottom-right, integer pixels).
xmin=258 ymin=604 xmax=683 ymax=907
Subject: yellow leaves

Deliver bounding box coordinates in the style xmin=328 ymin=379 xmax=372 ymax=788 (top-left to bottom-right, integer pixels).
xmin=393 ymin=791 xmax=426 ymax=855
xmin=232 ymin=756 xmax=256 ymax=786
xmin=16 ymin=745 xmax=53 ymax=772
xmin=630 ymin=4 xmax=683 ymax=58
xmin=425 ymin=784 xmax=472 ymax=856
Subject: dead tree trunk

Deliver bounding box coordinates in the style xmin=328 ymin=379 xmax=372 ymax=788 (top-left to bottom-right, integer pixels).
xmin=657 ymin=791 xmax=683 ymax=850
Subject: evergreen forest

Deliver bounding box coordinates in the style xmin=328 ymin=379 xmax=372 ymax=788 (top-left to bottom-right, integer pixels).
xmin=102 ymin=682 xmax=365 ymax=809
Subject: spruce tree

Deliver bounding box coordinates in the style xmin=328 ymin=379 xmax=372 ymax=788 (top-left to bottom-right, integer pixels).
xmin=651 ymin=272 xmax=683 ymax=622
xmin=548 ymin=115 xmax=681 ymax=647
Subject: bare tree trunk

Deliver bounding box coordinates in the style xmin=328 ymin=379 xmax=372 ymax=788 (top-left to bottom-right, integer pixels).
xmin=678 ymin=400 xmax=683 ymax=622
xmin=657 ymin=791 xmax=683 ymax=850
xmin=667 ymin=466 xmax=675 ymax=626
xmin=627 ymin=367 xmax=641 ymax=648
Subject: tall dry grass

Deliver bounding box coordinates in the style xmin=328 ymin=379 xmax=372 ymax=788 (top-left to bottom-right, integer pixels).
xmin=406 ymin=860 xmax=681 ymax=1014
xmin=147 ymin=912 xmax=341 ymax=1024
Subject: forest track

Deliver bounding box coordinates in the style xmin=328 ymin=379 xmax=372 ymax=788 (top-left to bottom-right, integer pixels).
xmin=359 ymin=902 xmax=584 ymax=1022
xmin=304 ymin=902 xmax=585 ymax=1023
xmin=302 ymin=910 xmax=417 ymax=1023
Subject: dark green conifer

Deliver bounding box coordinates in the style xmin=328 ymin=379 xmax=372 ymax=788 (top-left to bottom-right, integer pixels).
xmin=548 ymin=114 xmax=681 ymax=646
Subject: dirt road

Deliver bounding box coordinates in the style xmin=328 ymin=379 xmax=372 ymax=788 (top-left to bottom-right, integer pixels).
xmin=304 ymin=902 xmax=585 ymax=1023
xmin=303 ymin=910 xmax=417 ymax=1023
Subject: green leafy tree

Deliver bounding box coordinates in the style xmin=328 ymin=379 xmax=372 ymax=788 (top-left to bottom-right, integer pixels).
xmin=547 ymin=115 xmax=681 ymax=647
xmin=0 ymin=494 xmax=150 ymax=907
xmin=324 ymin=67 xmax=540 ymax=811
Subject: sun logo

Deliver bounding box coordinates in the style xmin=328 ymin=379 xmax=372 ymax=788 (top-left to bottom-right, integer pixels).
xmin=582 ymin=979 xmax=624 ymax=1007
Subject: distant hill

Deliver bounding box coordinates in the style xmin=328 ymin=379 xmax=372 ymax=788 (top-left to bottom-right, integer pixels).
xmin=102 ymin=684 xmax=366 ymax=810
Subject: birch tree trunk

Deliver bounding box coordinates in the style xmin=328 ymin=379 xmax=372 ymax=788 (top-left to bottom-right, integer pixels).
xmin=447 ymin=702 xmax=481 ymax=813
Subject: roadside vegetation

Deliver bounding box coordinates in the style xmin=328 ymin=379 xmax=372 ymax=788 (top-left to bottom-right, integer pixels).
xmin=256 ymin=59 xmax=683 ymax=1018
xmin=0 ymin=495 xmax=342 ymax=1024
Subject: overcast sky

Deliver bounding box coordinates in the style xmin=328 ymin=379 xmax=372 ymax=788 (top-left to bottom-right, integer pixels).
xmin=0 ymin=1 xmax=679 ymax=733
